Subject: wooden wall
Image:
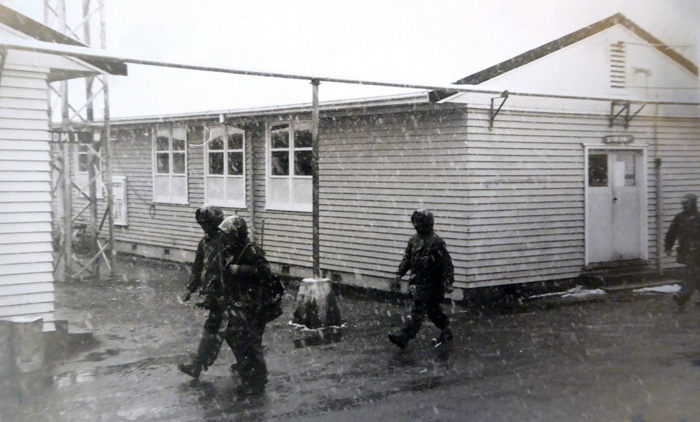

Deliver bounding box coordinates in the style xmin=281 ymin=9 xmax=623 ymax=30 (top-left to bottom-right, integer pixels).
xmin=93 ymin=101 xmax=700 ymax=292
xmin=0 ymin=64 xmax=56 ymax=330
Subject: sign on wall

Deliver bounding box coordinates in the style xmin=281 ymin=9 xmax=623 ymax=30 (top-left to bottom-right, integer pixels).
xmin=112 ymin=175 xmax=128 ymax=226
xmin=49 ymin=131 xmax=93 ymax=144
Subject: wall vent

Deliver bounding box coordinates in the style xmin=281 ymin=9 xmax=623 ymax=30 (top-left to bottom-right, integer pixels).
xmin=610 ymin=41 xmax=626 ymax=89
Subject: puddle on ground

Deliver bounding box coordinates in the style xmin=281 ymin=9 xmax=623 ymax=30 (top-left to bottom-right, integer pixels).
xmin=83 ymin=348 xmax=121 ymax=362
xmin=293 ymin=329 xmax=343 ymax=348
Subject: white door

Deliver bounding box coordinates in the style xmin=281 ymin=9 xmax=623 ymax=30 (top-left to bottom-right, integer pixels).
xmin=586 ymin=149 xmax=645 ymax=264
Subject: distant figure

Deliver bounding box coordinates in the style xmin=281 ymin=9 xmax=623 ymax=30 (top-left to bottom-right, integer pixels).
xmin=178 ymin=206 xmax=229 ymax=379
xmin=664 ymin=193 xmax=700 ymax=307
xmin=218 ymin=215 xmax=274 ymax=396
xmin=389 ymin=209 xmax=455 ymax=349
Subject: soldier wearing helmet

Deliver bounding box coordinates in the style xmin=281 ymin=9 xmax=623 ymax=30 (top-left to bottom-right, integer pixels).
xmin=389 ymin=209 xmax=455 ymax=349
xmin=218 ymin=215 xmax=273 ymax=396
xmin=178 ymin=205 xmax=228 ymax=379
xmin=665 ymin=193 xmax=700 ymax=307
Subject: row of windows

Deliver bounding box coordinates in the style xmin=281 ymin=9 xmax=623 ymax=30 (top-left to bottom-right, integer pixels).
xmin=151 ymin=122 xmax=313 ymax=211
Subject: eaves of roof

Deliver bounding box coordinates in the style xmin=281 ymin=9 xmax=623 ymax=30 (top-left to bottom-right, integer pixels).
xmin=429 ymin=13 xmax=698 ymax=103
xmin=104 ymin=92 xmax=431 ymax=126
xmin=0 ymin=4 xmax=127 ymax=76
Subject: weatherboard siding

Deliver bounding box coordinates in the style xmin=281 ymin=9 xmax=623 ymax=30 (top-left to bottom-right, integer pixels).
xmin=76 ymin=124 xmax=255 ymax=261
xmin=0 ymin=66 xmax=55 ymax=329
xmin=317 ymin=108 xmax=471 ymax=284
xmin=94 ymin=101 xmax=699 ymax=292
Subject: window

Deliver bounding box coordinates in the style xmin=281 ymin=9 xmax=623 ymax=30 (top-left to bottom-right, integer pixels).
xmin=266 ymin=121 xmax=312 ymax=211
xmin=588 ymin=153 xmax=608 ymax=187
xmin=153 ymin=127 xmax=188 ymax=204
xmin=205 ymin=126 xmax=246 ymax=208
xmin=75 ymin=143 xmax=103 ymax=199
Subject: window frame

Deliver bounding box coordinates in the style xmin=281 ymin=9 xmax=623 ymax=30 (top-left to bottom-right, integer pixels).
xmin=152 ymin=126 xmax=189 ymax=204
xmin=204 ymin=125 xmax=246 ymax=208
xmin=265 ymin=121 xmax=313 ymax=212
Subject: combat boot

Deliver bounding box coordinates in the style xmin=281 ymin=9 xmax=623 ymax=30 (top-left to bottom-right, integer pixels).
xmin=673 ymin=293 xmax=688 ymax=307
xmin=178 ymin=362 xmax=202 ymax=378
xmin=432 ymin=326 xmax=453 ymax=347
xmin=178 ymin=331 xmax=222 ymax=378
xmin=438 ymin=326 xmax=453 ymax=343
xmin=388 ymin=331 xmax=410 ymax=349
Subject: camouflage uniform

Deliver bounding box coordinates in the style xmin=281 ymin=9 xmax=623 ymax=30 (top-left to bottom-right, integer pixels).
xmin=219 ymin=216 xmax=272 ymax=395
xmin=665 ymin=194 xmax=700 ymax=307
xmin=178 ymin=206 xmax=229 ymax=378
xmin=389 ymin=209 xmax=455 ymax=349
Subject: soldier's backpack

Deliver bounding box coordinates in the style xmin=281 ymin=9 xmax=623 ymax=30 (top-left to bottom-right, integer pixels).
xmin=259 ymin=273 xmax=285 ymax=324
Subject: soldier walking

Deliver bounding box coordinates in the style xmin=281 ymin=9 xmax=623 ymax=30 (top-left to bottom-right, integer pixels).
xmin=178 ymin=206 xmax=229 ymax=378
xmin=388 ymin=209 xmax=455 ymax=349
xmin=665 ymin=193 xmax=700 ymax=307
xmin=218 ymin=215 xmax=273 ymax=395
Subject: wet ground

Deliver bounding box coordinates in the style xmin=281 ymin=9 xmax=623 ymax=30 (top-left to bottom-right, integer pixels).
xmin=2 ymin=256 xmax=700 ymax=422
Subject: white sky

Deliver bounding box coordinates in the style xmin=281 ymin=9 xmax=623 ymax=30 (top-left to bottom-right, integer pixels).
xmin=3 ymin=0 xmax=699 ymax=118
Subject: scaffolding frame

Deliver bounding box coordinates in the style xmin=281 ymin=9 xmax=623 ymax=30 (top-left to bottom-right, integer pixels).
xmin=44 ymin=0 xmax=114 ymax=281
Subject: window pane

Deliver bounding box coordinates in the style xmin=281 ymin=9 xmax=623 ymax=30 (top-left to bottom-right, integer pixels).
xmin=171 ymin=176 xmax=187 ymax=201
xmin=228 ymin=152 xmax=243 ymax=175
xmin=209 ymin=152 xmax=224 ymax=175
xmin=293 ymin=177 xmax=312 ymax=207
xmin=294 ymin=150 xmax=313 ymax=176
xmin=588 ymin=153 xmax=608 ymax=187
xmin=207 ymin=177 xmax=224 ymax=202
xmin=271 ymin=129 xmax=289 ymax=148
xmin=156 ymin=153 xmax=169 ymax=174
xmin=173 ymin=153 xmax=186 ymax=174
xmin=155 ymin=175 xmax=169 ymax=200
xmin=618 ymin=153 xmax=636 ymax=186
xmin=210 ymin=136 xmax=224 ymax=151
xmin=270 ymin=178 xmax=290 ymax=205
xmin=227 ymin=177 xmax=245 ymax=204
xmin=172 ymin=137 xmax=185 ymax=151
xmin=271 ymin=151 xmax=289 ymax=176
xmin=294 ymin=130 xmax=312 ymax=148
xmin=156 ymin=136 xmax=169 ymax=151
xmin=228 ymin=133 xmax=243 ymax=150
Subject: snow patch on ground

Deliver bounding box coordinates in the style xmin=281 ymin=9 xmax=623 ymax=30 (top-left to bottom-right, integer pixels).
xmin=529 ymin=286 xmax=606 ymax=299
xmin=633 ymin=284 xmax=681 ymax=294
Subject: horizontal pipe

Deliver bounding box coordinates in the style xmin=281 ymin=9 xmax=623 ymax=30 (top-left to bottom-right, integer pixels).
xmin=1 ymin=37 xmax=698 ymax=106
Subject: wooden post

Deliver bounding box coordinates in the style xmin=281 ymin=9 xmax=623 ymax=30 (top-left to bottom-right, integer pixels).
xmin=100 ymin=1 xmax=115 ymax=277
xmin=311 ymin=79 xmax=320 ymax=278
xmin=291 ymin=80 xmax=341 ymax=329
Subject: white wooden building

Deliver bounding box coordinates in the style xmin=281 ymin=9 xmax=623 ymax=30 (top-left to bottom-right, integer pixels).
xmin=0 ymin=6 xmax=126 ymax=330
xmin=86 ymin=13 xmax=697 ymax=299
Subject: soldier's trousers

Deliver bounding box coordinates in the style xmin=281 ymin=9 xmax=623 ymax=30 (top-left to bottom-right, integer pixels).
xmin=677 ymin=262 xmax=700 ymax=304
xmin=223 ymin=308 xmax=267 ymax=388
xmin=191 ymin=307 xmax=228 ymax=370
xmin=401 ymin=287 xmax=449 ymax=339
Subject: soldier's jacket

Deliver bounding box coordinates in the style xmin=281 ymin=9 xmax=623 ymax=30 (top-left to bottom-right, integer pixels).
xmin=186 ymin=232 xmax=223 ymax=296
xmin=221 ymin=241 xmax=272 ymax=307
xmin=665 ymin=210 xmax=700 ymax=265
xmin=398 ymin=232 xmax=454 ymax=289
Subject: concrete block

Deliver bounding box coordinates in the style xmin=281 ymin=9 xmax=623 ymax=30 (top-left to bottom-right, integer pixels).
xmin=0 ymin=320 xmax=12 ymax=377
xmin=11 ymin=316 xmax=45 ymax=373
xmin=293 ymin=278 xmax=342 ymax=329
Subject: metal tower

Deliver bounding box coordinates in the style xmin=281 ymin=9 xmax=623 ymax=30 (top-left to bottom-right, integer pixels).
xmin=43 ymin=0 xmax=114 ymax=281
